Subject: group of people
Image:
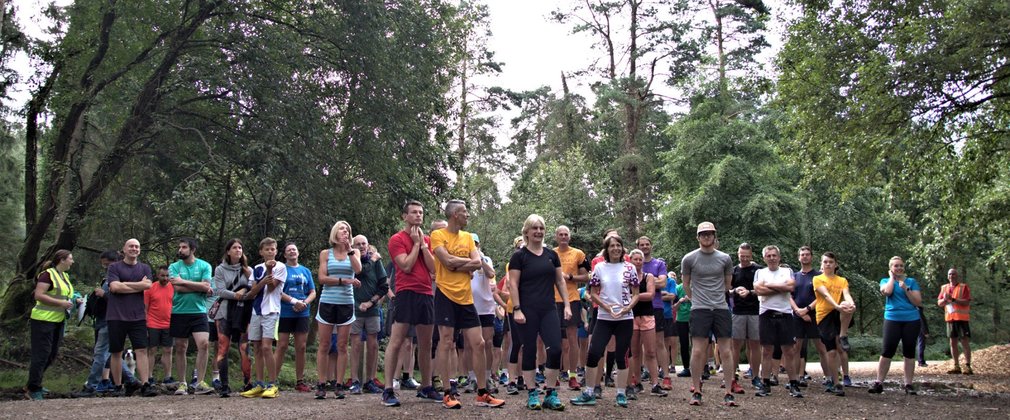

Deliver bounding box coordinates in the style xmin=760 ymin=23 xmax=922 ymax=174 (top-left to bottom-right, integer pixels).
xmin=25 ymin=200 xmax=975 ymax=411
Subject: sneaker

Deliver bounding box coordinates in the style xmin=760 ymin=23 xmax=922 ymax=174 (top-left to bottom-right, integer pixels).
xmin=315 ymin=383 xmax=327 ymax=399
xmin=349 ymin=380 xmax=363 ymax=395
xmin=363 ymin=380 xmax=381 ymax=394
xmin=842 ymin=375 xmax=852 ymax=387
xmin=212 ymin=378 xmax=222 ymax=391
xmin=219 ymin=384 xmax=232 ymax=398
xmin=868 ymin=382 xmax=884 ymax=394
xmin=904 ymin=384 xmax=917 ymax=395
xmin=465 ymin=379 xmax=477 ymax=394
xmin=526 ymin=389 xmax=542 ymax=410
xmin=822 ymin=376 xmax=831 ymax=387
xmin=788 ymin=382 xmax=804 ymax=398
xmin=625 ymin=386 xmax=637 ymax=400
xmin=417 ymin=385 xmax=442 ymax=402
xmin=592 ymin=385 xmax=603 ymax=399
xmin=604 ymin=375 xmax=616 ymax=388
xmin=96 ymin=379 xmax=113 ymax=393
xmin=634 ymin=382 xmax=644 ymax=393
xmin=650 ymin=384 xmax=668 ymax=397
xmin=28 ymin=389 xmax=44 ymax=400
xmin=677 ymin=368 xmax=691 ymax=377
xmin=107 ymin=385 xmax=125 ymax=398
xmin=769 ymin=376 xmax=779 ymax=386
xmin=440 ymin=390 xmax=460 ymax=409
xmin=743 ymin=367 xmax=753 ymax=379
xmin=240 ymin=383 xmax=264 ymax=398
xmin=71 ymin=386 xmax=98 ymax=398
xmin=242 ymin=382 xmax=257 ymax=393
xmin=516 ymin=375 xmax=526 ymax=390
xmin=798 ymin=378 xmax=809 ymax=388
xmin=730 ymin=379 xmax=745 ymax=394
xmin=779 ymin=365 xmax=787 ymax=374
xmin=535 ymin=371 xmax=546 ymax=384
xmin=755 ymin=383 xmax=770 ymax=397
xmin=193 ymin=381 xmax=214 ymax=395
xmin=334 ymin=387 xmax=346 ymax=399
xmin=382 ymin=388 xmax=401 ymax=407
xmin=433 ymin=376 xmax=444 ymax=392
xmin=839 ymin=336 xmax=851 ymax=353
xmin=498 ymin=370 xmax=509 ymax=385
xmin=174 ymin=382 xmax=189 ymax=395
xmin=947 ymin=365 xmax=962 ymax=374
xmin=295 ymin=380 xmax=311 ymax=392
xmin=260 ymin=384 xmax=279 ymax=398
xmin=141 ymin=382 xmax=159 ymax=397
xmin=570 ymin=391 xmax=597 ymax=406
xmin=661 ymin=377 xmax=673 ymax=390
xmin=751 ymin=377 xmax=762 ymax=389
xmin=476 ymin=390 xmax=507 ymax=408
xmin=918 ymin=362 xmax=928 ymax=367
xmin=506 ymin=382 xmax=519 ymax=395
xmin=125 ymin=380 xmax=142 ymax=397
xmin=372 ymin=378 xmax=385 ymax=388
xmin=161 ymin=376 xmax=177 ymax=385
xmin=723 ymin=393 xmax=738 ymax=406
xmin=830 ymin=384 xmax=846 ymax=397
xmin=964 ymin=365 xmax=974 ymax=375
xmin=615 ymin=392 xmax=628 ymax=408
xmin=403 ymin=377 xmax=420 ymax=390
xmin=689 ymin=392 xmax=702 ymax=405
xmin=568 ymin=376 xmax=581 ymax=390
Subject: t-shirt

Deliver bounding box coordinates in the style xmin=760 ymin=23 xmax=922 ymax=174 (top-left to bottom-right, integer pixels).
xmin=791 ymin=268 xmax=821 ymax=309
xmin=681 ymin=249 xmax=733 ymax=311
xmin=169 ymin=258 xmax=213 ymax=315
xmin=675 ymin=283 xmax=691 ymax=321
xmin=387 ymin=230 xmax=433 ymax=295
xmin=813 ymin=274 xmax=848 ymax=324
xmin=662 ymin=278 xmax=678 ymax=319
xmin=281 ymin=265 xmax=315 ymax=318
xmin=731 ymin=264 xmax=763 ymax=315
xmin=354 ymin=257 xmax=389 ymax=317
xmin=589 ymin=261 xmax=638 ymax=321
xmin=642 ymin=258 xmax=668 ymax=309
xmin=144 ymin=281 xmax=174 ymax=329
xmin=881 ymin=277 xmax=921 ymax=322
xmin=321 ymin=249 xmax=355 ymax=305
xmin=252 ymin=261 xmax=287 ymax=316
xmin=755 ymin=267 xmax=794 ymax=315
xmin=509 ymin=247 xmax=562 ymax=311
xmin=555 ymin=247 xmax=588 ymax=303
xmin=431 ymin=228 xmax=477 ymax=305
xmin=471 ymin=256 xmax=496 ymax=315
xmin=106 ymin=261 xmax=153 ymax=322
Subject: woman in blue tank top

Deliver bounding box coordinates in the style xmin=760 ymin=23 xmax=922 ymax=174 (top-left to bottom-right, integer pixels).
xmin=313 ymin=221 xmax=362 ymax=399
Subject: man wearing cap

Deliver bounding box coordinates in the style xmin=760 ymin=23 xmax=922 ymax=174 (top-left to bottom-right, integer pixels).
xmin=681 ymin=222 xmax=737 ymax=407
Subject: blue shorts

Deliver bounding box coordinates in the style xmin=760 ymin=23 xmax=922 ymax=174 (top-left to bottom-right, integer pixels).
xmin=577 ymin=323 xmax=588 ymax=338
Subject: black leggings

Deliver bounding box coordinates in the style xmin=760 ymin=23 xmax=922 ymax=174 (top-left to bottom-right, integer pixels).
xmin=676 ymin=321 xmax=690 ymax=368
xmin=508 ymin=314 xmax=523 ymax=364
xmin=587 ymin=319 xmax=633 ymax=369
xmin=881 ymin=319 xmax=921 ymax=359
xmin=515 ymin=306 xmax=562 ymax=371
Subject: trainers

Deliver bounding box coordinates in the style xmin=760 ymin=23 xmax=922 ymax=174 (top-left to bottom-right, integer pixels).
xmin=542 ymin=389 xmax=563 ymax=410
xmin=918 ymin=362 xmax=928 ymax=367
xmin=174 ymin=382 xmax=189 ymax=395
xmin=417 ymin=385 xmax=442 ymax=402
xmin=535 ymin=371 xmax=546 ymax=384
xmin=650 ymin=383 xmax=668 ymax=397
xmin=96 ymin=379 xmax=113 ymax=393
xmin=365 ymin=380 xmax=383 ymax=394
xmin=141 ymin=382 xmax=159 ymax=397
xmin=433 ymin=376 xmax=444 ymax=392
xmin=71 ymin=386 xmax=98 ymax=398
xmin=334 ymin=387 xmax=346 ymax=399
xmin=661 ymin=377 xmax=673 ymax=390
xmin=240 ymin=383 xmax=264 ymax=398
xmin=125 ymin=380 xmax=142 ymax=397
xmin=28 ymin=389 xmax=44 ymax=400
xmin=442 ymin=391 xmax=461 ymax=409
xmin=465 ymin=379 xmax=477 ymax=394
xmin=212 ymin=378 xmax=222 ymax=391
xmin=947 ymin=365 xmax=962 ymax=374
xmin=868 ymin=381 xmax=884 ymax=394
xmin=162 ymin=376 xmax=177 ymax=385
xmin=477 ymin=390 xmax=506 ymax=408
xmin=842 ymin=375 xmax=852 ymax=387
xmin=839 ymin=336 xmax=851 ymax=353
xmin=242 ymin=381 xmax=257 ymax=393
xmin=570 ymin=391 xmax=597 ymax=406
xmin=635 ymin=382 xmax=644 ymax=392
xmin=751 ymin=377 xmax=762 ymax=389
xmin=593 ymin=385 xmax=603 ymax=399
xmin=755 ymin=383 xmax=770 ymax=397
xmin=677 ymin=368 xmax=691 ymax=378
xmin=349 ymin=380 xmax=363 ymax=395
xmin=769 ymin=376 xmax=779 ymax=386
xmin=193 ymin=381 xmax=214 ymax=395
xmin=372 ymin=378 xmax=385 ymax=388
xmin=904 ymin=384 xmax=917 ymax=395
xmin=743 ymin=367 xmax=753 ymax=379
xmin=506 ymin=382 xmax=519 ymax=395
xmin=788 ymin=382 xmax=804 ymax=398
xmin=964 ymin=365 xmax=974 ymax=375
xmin=526 ymin=389 xmax=542 ymax=410
xmin=615 ymin=392 xmax=628 ymax=407
xmin=731 ymin=379 xmax=745 ymax=394
xmin=382 ymin=388 xmax=401 ymax=407
xmin=568 ymin=376 xmax=581 ymax=390
xmin=315 ymin=383 xmax=327 ymax=399
xmin=625 ymin=386 xmax=637 ymax=400
xmin=261 ymin=384 xmax=279 ymax=398
xmin=295 ymin=380 xmax=311 ymax=392
xmin=723 ymin=393 xmax=738 ymax=406
xmin=219 ymin=384 xmax=231 ymax=398
xmin=830 ymin=383 xmax=846 ymax=397
xmin=689 ymin=392 xmax=702 ymax=405
xmin=403 ymin=377 xmax=420 ymax=390
xmin=498 ymin=370 xmax=509 ymax=385
xmin=604 ymin=375 xmax=616 ymax=388
xmin=107 ymin=385 xmax=125 ymax=398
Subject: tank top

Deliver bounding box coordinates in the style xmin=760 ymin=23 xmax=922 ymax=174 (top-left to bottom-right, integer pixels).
xmin=320 ymin=249 xmax=354 ymax=305
xmin=633 ymin=271 xmax=653 ymax=317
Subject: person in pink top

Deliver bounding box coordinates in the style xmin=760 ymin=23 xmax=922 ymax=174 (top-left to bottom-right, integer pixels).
xmin=144 ymin=266 xmax=174 ymax=383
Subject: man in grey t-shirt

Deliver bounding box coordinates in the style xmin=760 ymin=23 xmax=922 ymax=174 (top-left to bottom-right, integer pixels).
xmin=681 ymin=222 xmax=736 ymax=406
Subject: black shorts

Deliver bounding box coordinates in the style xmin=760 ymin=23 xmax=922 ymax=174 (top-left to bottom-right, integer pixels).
xmin=493 ymin=325 xmax=504 ymax=348
xmin=279 ymin=316 xmax=311 ymax=333
xmin=207 ymin=319 xmax=218 ymax=342
xmin=455 ymin=329 xmax=465 ymax=350
xmin=653 ymin=308 xmax=665 ymax=332
xmin=660 ymin=316 xmax=676 ymax=338
xmin=479 ymin=314 xmax=496 ymax=328
xmin=793 ymin=313 xmax=820 ymax=339
xmin=817 ymin=310 xmax=841 ymax=351
xmin=557 ymin=301 xmax=582 ymax=331
xmin=689 ymin=309 xmax=732 ymax=339
xmin=317 ymin=302 xmax=354 ymax=326
xmin=148 ymin=328 xmax=173 ymax=348
xmin=947 ymin=321 xmax=971 ymax=338
xmin=392 ymin=290 xmax=434 ymax=326
xmin=108 ymin=320 xmax=148 ymax=353
xmin=587 ymin=306 xmax=598 ymax=333
xmin=759 ymin=311 xmax=796 ymax=346
xmin=170 ymin=313 xmax=208 ymax=338
xmin=434 ymin=289 xmax=480 ymax=329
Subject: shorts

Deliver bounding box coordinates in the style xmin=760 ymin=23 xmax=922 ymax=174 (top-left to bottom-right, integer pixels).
xmin=633 ymin=315 xmax=656 ymax=331
xmin=793 ymin=313 xmax=821 ymax=339
xmin=392 ymin=290 xmax=434 ymax=326
xmin=316 ymin=302 xmax=354 ymax=326
xmin=492 ymin=325 xmax=504 ymax=348
xmin=278 ymin=316 xmax=310 ymax=334
xmin=732 ymin=314 xmax=760 ymax=340
xmin=350 ymin=316 xmax=381 ymax=335
xmin=207 ymin=319 xmax=218 ymax=342
xmin=108 ymin=320 xmax=148 ymax=353
xmin=434 ymin=289 xmax=480 ymax=329
xmin=170 ymin=313 xmax=209 ymax=338
xmin=689 ymin=309 xmax=732 ymax=339
xmin=557 ymin=301 xmax=582 ymax=331
xmin=947 ymin=321 xmax=971 ymax=338
xmin=659 ymin=317 xmax=676 ymax=338
xmin=578 ymin=323 xmax=589 ymax=339
xmin=759 ymin=311 xmax=796 ymax=346
xmin=479 ymin=314 xmax=496 ymax=328
xmin=148 ymin=328 xmax=173 ymax=348
xmin=653 ymin=308 xmax=665 ymax=332
xmin=248 ymin=312 xmax=279 ymax=341
xmin=817 ymin=310 xmax=842 ymax=351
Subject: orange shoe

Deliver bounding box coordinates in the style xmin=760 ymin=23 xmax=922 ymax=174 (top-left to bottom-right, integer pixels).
xmin=661 ymin=377 xmax=673 ymax=390
xmin=443 ymin=392 xmax=462 ymax=409
xmin=475 ymin=391 xmax=505 ymax=407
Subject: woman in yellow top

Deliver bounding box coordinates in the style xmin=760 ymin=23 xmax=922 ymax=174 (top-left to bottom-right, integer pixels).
xmin=27 ymin=249 xmax=81 ymax=400
xmin=812 ymin=252 xmax=855 ymax=396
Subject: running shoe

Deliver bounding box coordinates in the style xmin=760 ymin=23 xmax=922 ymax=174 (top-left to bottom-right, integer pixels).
xmin=27 ymin=389 xmax=44 ymax=400
xmin=615 ymin=392 xmax=628 ymax=408
xmin=769 ymin=376 xmax=779 ymax=386
xmin=641 ymin=368 xmax=650 ymax=382
xmin=416 ymin=385 xmax=442 ymax=402
xmin=661 ymin=377 xmax=673 ymax=390
xmin=433 ymin=376 xmax=444 ymax=392
xmin=212 ymin=378 xmax=222 ymax=391
xmin=498 ymin=370 xmax=509 ymax=384
xmin=570 ymin=391 xmax=597 ymax=406
xmin=542 ymin=389 xmax=563 ymax=411
xmin=107 ymin=385 xmax=125 ymax=398
xmin=839 ymin=336 xmax=851 ymax=353
xmin=604 ymin=375 xmax=616 ymax=388
xmin=365 ymin=380 xmax=383 ymax=394
xmin=779 ymin=365 xmax=787 ymax=374
xmin=125 ymin=380 xmax=142 ymax=397
xmin=486 ymin=378 xmax=499 ymax=394
xmin=868 ymin=382 xmax=884 ymax=394
xmin=295 ymin=380 xmax=311 ymax=392
xmin=372 ymin=378 xmax=385 ymax=388
xmin=141 ymin=382 xmax=159 ymax=397
xmin=964 ymin=365 xmax=974 ymax=375
xmin=755 ymin=383 xmax=770 ymax=397
xmin=625 ymin=385 xmax=638 ymax=400
xmin=568 ymin=375 xmax=581 ymax=390
xmin=904 ymin=384 xmax=917 ymax=395
xmin=723 ymin=393 xmax=738 ymax=406
xmin=842 ymin=375 xmax=852 ymax=387
xmin=947 ymin=365 xmax=962 ymax=374
xmin=382 ymin=388 xmax=401 ymax=407
xmin=174 ymin=381 xmax=189 ymax=396
xmin=526 ymin=389 xmax=542 ymax=410
xmin=593 ymin=385 xmax=603 ymax=399
xmin=506 ymin=382 xmax=519 ymax=395
xmin=261 ymin=384 xmax=279 ymax=398
xmin=349 ymin=380 xmax=363 ymax=395
xmin=689 ymin=392 xmax=702 ymax=406
xmin=650 ymin=384 xmax=668 ymax=397
xmin=830 ymin=383 xmax=846 ymax=397
xmin=334 ymin=386 xmax=346 ymax=399
xmin=71 ymin=386 xmax=98 ymax=398
xmin=240 ymin=383 xmax=264 ymax=398
xmin=465 ymin=379 xmax=477 ymax=394
xmin=476 ymin=390 xmax=506 ymax=407
xmin=788 ymin=382 xmax=804 ymax=398
xmin=315 ymin=383 xmax=327 ymax=399
xmin=219 ymin=384 xmax=232 ymax=398
xmin=677 ymin=368 xmax=691 ymax=378
xmin=751 ymin=377 xmax=763 ymax=389
xmin=193 ymin=381 xmax=214 ymax=395
xmin=635 ymin=382 xmax=644 ymax=392
xmin=443 ymin=391 xmax=462 ymax=409
xmin=403 ymin=377 xmax=420 ymax=390
xmin=535 ymin=371 xmax=546 ymax=384
xmin=730 ymin=379 xmax=745 ymax=394
xmin=743 ymin=367 xmax=753 ymax=379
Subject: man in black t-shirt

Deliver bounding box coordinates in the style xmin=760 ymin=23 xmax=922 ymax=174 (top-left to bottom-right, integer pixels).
xmin=730 ymin=243 xmax=763 ymax=393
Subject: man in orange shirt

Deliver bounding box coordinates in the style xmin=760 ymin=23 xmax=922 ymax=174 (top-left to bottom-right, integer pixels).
xmin=554 ymin=225 xmax=589 ymax=390
xmin=144 ymin=266 xmax=174 ymax=384
xmin=937 ymin=267 xmax=972 ymax=375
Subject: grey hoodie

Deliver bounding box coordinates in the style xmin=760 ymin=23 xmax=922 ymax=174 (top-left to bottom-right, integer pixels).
xmin=213 ymin=262 xmax=252 ymax=321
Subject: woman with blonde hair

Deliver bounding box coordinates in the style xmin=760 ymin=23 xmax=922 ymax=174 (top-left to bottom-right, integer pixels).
xmin=315 ymin=221 xmax=362 ymax=399
xmin=869 ymin=256 xmax=922 ymax=395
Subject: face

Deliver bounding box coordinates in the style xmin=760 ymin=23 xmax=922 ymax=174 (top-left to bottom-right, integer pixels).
xmin=607 ymin=240 xmax=623 ymax=261
xmin=227 ymin=242 xmax=244 ymax=262
xmin=177 ymin=242 xmax=192 ymax=260
xmin=636 ymin=239 xmax=652 ymax=256
xmin=555 ymin=228 xmax=570 ymax=246
xmin=738 ymin=248 xmax=753 ymax=266
xmin=99 ymin=258 xmax=114 ymax=270
xmin=889 ymin=259 xmax=905 ymax=276
xmin=431 ymin=220 xmax=447 ymax=231
xmin=284 ymin=244 xmax=299 ymax=262
xmin=335 ymin=224 xmax=350 ymax=243
xmin=352 ymin=237 xmax=369 ymax=254
xmin=403 ymin=204 xmax=424 ymax=227
xmin=453 ymin=204 xmax=469 ymax=228
xmin=260 ymin=243 xmax=277 ymax=261
xmin=948 ymin=269 xmax=959 ymax=283
xmin=798 ymin=249 xmax=812 ymax=266
xmin=157 ymin=269 xmax=169 ymax=283
xmin=630 ymin=253 xmax=644 ymax=269
xmin=763 ymin=249 xmax=780 ymax=269
xmin=697 ymin=231 xmax=716 ymax=248
xmin=820 ymin=255 xmax=837 ymax=274
xmin=526 ymin=221 xmax=546 ymax=244
xmin=60 ymin=253 xmax=75 ymax=269
xmin=123 ymin=239 xmax=141 ymax=259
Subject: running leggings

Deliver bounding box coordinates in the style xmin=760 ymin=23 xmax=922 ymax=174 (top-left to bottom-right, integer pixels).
xmin=881 ymin=319 xmax=921 ymax=359
xmin=587 ymin=319 xmax=633 ymax=369
xmin=508 ymin=314 xmax=523 ymax=364
xmin=676 ymin=321 xmax=690 ymax=368
xmin=514 ymin=306 xmax=562 ymax=371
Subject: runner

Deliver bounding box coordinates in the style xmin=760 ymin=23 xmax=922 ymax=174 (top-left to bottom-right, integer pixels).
xmin=211 ymin=239 xmax=254 ymax=397
xmin=628 ymin=249 xmax=666 ymax=398
xmin=169 ymin=238 xmax=215 ymax=396
xmin=730 ymin=243 xmax=762 ymax=393
xmin=239 ymin=238 xmax=287 ymax=398
xmin=315 ymin=221 xmax=362 ymax=399
xmin=869 ymin=256 xmax=922 ymax=395
xmin=636 ymin=236 xmax=672 ymax=390
xmin=144 ymin=266 xmax=174 ymax=389
xmin=348 ymin=235 xmax=389 ymax=395
xmin=106 ymin=239 xmax=157 ymax=397
xmin=468 ymin=234 xmax=498 ymax=394
xmin=753 ymin=245 xmax=802 ymax=398
xmin=554 ymin=226 xmax=589 ymax=391
xmin=276 ymin=242 xmax=316 ymax=393
xmin=790 ymin=246 xmax=827 ymax=387
xmin=813 ymin=251 xmax=855 ymax=396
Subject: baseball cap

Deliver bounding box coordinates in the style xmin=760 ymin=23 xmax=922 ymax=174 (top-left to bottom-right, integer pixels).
xmin=697 ymin=221 xmax=717 ymax=234
xmin=471 ymin=233 xmax=480 ymax=244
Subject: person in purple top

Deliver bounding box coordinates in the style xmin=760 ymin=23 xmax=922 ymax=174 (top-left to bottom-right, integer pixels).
xmin=106 ymin=238 xmax=157 ymax=397
xmin=636 ymin=236 xmax=672 ymax=389
xmin=789 ymin=246 xmax=828 ymax=385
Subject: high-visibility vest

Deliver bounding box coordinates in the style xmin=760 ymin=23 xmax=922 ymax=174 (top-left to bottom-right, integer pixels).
xmin=941 ymin=283 xmax=970 ymax=322
xmin=30 ymin=268 xmax=74 ymax=323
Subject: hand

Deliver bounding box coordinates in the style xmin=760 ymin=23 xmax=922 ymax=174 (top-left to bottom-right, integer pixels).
xmin=801 ymin=313 xmax=811 ymax=322
xmin=359 ymin=302 xmax=371 ymax=312
xmin=410 ymin=226 xmax=424 ymax=244
xmin=514 ymin=310 xmax=526 ymax=324
xmin=293 ymin=301 xmax=307 ymax=312
xmin=235 ymin=290 xmax=246 ymax=300
xmin=563 ymin=305 xmax=572 ymax=321
xmin=94 ymin=287 xmax=105 ymax=297
xmin=62 ymin=300 xmax=74 ymax=310
xmin=349 ymin=278 xmax=361 ymax=287
xmin=266 ymin=260 xmax=276 ymax=271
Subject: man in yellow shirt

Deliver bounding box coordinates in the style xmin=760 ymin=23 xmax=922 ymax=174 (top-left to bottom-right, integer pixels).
xmin=431 ymin=200 xmax=505 ymax=409
xmin=812 ymin=251 xmax=855 ymax=396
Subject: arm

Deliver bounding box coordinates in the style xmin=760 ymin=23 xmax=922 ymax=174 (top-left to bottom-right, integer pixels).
xmin=481 ymin=256 xmax=495 ymax=280
xmin=214 ymin=269 xmax=238 ymax=300
xmin=267 ymin=264 xmax=286 ymax=291
xmin=619 ymin=283 xmax=640 ymax=317
xmin=318 ymin=250 xmax=343 ymax=286
xmin=508 ymin=268 xmax=525 ymax=323
xmin=350 ymin=250 xmax=363 ymax=274
xmin=816 ymin=285 xmax=842 ymax=309
xmin=393 ymin=241 xmax=420 ymax=272
xmin=682 ymin=273 xmax=692 ymax=300
xmin=637 ymin=274 xmax=655 ymax=301
xmin=881 ymin=274 xmax=897 ymax=296
xmin=33 ymin=280 xmax=73 ymax=309
xmin=554 ymin=266 xmax=570 ymax=303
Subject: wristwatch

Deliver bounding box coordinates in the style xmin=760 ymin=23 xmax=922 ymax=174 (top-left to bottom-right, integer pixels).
xmin=513 ymin=306 xmax=522 ymax=312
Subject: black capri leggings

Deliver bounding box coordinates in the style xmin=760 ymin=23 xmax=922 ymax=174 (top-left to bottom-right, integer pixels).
xmin=587 ymin=319 xmax=633 ymax=369
xmin=881 ymin=319 xmax=921 ymax=359
xmin=515 ymin=306 xmax=562 ymax=371
xmin=508 ymin=313 xmax=523 ymax=364
xmin=676 ymin=321 xmax=691 ymax=368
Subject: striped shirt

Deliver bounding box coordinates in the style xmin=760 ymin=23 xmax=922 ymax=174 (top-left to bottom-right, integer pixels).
xmin=320 ymin=249 xmax=354 ymax=305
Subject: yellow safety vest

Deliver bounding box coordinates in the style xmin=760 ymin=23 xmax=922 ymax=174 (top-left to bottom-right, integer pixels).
xmin=30 ymin=268 xmax=74 ymax=323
